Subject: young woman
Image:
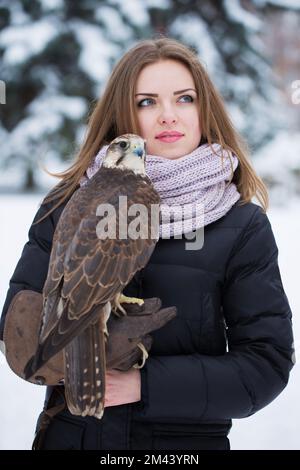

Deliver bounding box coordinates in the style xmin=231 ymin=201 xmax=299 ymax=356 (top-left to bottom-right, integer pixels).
xmin=0 ymin=37 xmax=294 ymax=450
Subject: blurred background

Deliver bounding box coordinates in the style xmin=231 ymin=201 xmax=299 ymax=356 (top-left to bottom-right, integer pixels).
xmin=0 ymin=0 xmax=299 ymax=450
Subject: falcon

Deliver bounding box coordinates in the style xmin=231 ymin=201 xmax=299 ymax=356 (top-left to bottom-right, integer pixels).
xmin=24 ymin=134 xmax=161 ymax=419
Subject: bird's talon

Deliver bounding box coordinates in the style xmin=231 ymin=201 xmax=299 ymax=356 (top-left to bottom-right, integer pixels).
xmin=119 ymin=294 xmax=144 ymax=306
xmin=133 ymin=342 xmax=148 ymax=369
xmin=112 ymin=293 xmax=144 ymax=315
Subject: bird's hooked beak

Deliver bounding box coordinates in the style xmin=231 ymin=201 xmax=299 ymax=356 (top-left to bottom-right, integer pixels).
xmin=132 ymin=140 xmax=147 ymax=158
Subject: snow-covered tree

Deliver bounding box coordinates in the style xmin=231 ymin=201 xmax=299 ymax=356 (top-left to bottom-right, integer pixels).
xmin=0 ymin=0 xmax=148 ymax=189
xmin=0 ymin=0 xmax=299 ymax=190
xmin=150 ymin=0 xmax=300 ymax=151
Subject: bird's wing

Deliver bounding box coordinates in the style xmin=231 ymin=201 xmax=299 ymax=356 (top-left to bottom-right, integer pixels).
xmin=37 ymin=181 xmax=116 ymax=350
xmin=39 ymin=169 xmax=160 ymax=354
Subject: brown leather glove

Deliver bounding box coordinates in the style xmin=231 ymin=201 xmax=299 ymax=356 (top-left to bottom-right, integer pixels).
xmin=3 ymin=290 xmax=176 ymax=385
xmin=106 ymin=297 xmax=176 ymax=371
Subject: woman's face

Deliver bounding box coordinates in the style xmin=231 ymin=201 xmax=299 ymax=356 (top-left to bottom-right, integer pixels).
xmin=135 ymin=59 xmax=201 ymax=159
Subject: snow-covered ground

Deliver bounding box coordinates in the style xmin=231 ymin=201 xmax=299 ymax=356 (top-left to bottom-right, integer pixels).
xmin=0 ymin=194 xmax=299 ymax=450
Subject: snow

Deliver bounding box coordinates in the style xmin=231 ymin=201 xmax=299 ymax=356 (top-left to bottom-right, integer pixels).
xmin=13 ymin=111 xmax=62 ymax=142
xmin=40 ymin=0 xmax=64 ymax=10
xmin=252 ymin=0 xmax=300 ymax=8
xmin=108 ymin=0 xmax=168 ymax=26
xmin=266 ymin=0 xmax=300 ymax=9
xmin=231 ymin=197 xmax=300 ymax=450
xmin=226 ymin=74 xmax=255 ymax=101
xmin=0 ymin=195 xmax=47 ymax=450
xmin=170 ymin=14 xmax=223 ymax=76
xmin=95 ymin=6 xmax=135 ymax=41
xmin=71 ymin=21 xmax=120 ymax=87
xmin=253 ymin=131 xmax=300 ymax=202
xmin=1 ymin=20 xmax=58 ymax=66
xmin=0 ymin=0 xmax=299 ymax=448
xmin=0 ymin=193 xmax=299 ymax=450
xmin=28 ymin=93 xmax=87 ymax=121
xmin=0 ymin=152 xmax=69 ymax=193
xmin=223 ymin=0 xmax=263 ymax=32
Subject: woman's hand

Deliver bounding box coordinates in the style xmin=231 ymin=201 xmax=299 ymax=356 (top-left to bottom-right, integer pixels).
xmin=104 ymin=368 xmax=141 ymax=407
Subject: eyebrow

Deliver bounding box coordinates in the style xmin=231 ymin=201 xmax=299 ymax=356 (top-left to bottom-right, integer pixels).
xmin=135 ymin=88 xmax=197 ymax=97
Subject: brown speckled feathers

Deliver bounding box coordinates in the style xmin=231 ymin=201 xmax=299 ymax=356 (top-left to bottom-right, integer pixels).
xmin=24 ymin=135 xmax=160 ymax=418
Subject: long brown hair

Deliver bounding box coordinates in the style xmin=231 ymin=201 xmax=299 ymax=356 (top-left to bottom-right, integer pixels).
xmin=36 ymin=37 xmax=268 ymax=223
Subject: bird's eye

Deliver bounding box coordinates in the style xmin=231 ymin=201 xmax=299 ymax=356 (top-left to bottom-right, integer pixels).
xmin=119 ymin=141 xmax=128 ymax=149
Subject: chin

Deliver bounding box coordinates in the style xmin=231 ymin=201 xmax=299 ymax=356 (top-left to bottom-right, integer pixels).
xmin=149 ymin=143 xmax=193 ymax=159
xmin=160 ymin=152 xmax=184 ymax=160
xmin=160 ymin=147 xmax=193 ymax=159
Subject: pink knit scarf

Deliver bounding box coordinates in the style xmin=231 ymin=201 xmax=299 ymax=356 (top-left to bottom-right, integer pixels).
xmin=80 ymin=142 xmax=240 ymax=238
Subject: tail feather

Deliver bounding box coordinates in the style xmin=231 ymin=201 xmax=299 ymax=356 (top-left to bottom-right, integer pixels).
xmin=64 ymin=316 xmax=107 ymax=419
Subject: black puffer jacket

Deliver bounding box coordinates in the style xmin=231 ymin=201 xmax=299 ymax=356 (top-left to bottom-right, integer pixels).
xmin=0 ymin=198 xmax=294 ymax=450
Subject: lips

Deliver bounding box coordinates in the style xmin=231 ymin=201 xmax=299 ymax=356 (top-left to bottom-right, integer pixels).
xmin=155 ymin=131 xmax=184 ymax=138
xmin=155 ymin=131 xmax=184 ymax=144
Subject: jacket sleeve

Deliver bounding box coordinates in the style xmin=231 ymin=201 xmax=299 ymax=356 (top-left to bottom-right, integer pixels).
xmin=0 ymin=202 xmax=55 ymax=341
xmin=138 ymin=207 xmax=295 ymax=422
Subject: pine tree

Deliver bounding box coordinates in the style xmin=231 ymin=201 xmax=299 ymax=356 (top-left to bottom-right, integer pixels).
xmin=0 ymin=0 xmax=298 ymax=190
xmin=147 ymin=0 xmax=300 ymax=151
xmin=0 ymin=0 xmax=148 ymax=189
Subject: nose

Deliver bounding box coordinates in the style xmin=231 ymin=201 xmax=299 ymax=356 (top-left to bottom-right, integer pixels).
xmin=158 ymin=106 xmax=178 ymax=125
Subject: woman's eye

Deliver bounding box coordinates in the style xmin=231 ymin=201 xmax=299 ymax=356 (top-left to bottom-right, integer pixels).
xmin=137 ymin=98 xmax=154 ymax=107
xmin=178 ymin=95 xmax=193 ymax=103
xmin=137 ymin=95 xmax=194 ymax=107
